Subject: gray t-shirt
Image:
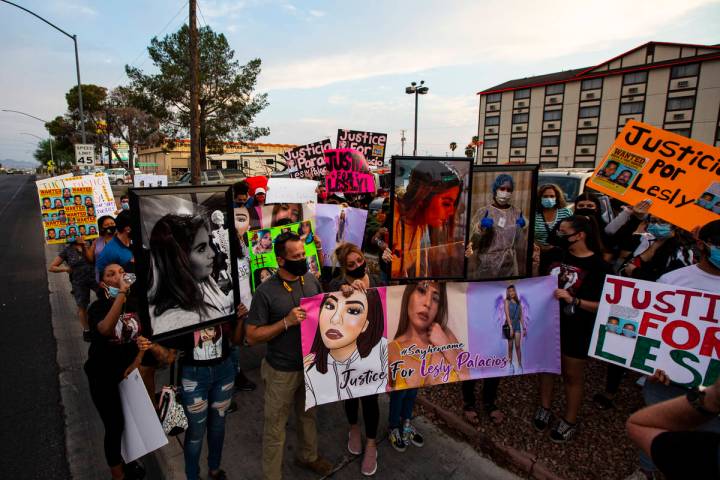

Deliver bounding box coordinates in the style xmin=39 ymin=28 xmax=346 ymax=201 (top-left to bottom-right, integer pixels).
xmin=247 ymin=272 xmax=322 ymax=371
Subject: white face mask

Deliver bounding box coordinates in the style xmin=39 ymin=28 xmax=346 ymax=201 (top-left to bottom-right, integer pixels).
xmin=496 ymin=190 xmax=512 ymax=204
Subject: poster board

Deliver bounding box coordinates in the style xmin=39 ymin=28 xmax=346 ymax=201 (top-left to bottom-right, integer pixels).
xmin=119 ymin=369 xmax=168 ymax=462
xmin=315 ymin=204 xmax=368 ymax=266
xmin=38 ymin=185 xmax=99 ymax=244
xmin=336 ymin=129 xmax=388 ymax=168
xmin=324 ymin=149 xmax=376 ymax=194
xmin=301 ymin=275 xmax=560 ymax=409
xmin=589 ymin=275 xmax=720 ymax=388
xmin=265 ymin=178 xmax=318 ymax=204
xmin=587 ymin=120 xmax=720 ymax=231
xmin=282 ymin=139 xmax=333 ymax=179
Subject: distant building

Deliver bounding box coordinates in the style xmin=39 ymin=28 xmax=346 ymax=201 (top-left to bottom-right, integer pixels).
xmin=137 ymin=140 xmax=297 ymax=177
xmin=476 ymin=42 xmax=720 ymax=167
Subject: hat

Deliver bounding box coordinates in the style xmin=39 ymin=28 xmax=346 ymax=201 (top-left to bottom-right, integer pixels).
xmin=255 ymin=187 xmax=267 ymax=196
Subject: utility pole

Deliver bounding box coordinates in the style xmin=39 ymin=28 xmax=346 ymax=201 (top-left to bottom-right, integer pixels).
xmin=106 ymin=109 xmax=112 ymax=168
xmin=189 ymin=0 xmax=201 ymax=185
xmin=401 ymin=130 xmax=406 ymax=156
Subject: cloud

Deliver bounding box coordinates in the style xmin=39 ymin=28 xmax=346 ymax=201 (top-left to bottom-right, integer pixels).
xmin=282 ymin=3 xmax=297 ymax=12
xmin=309 ymin=9 xmax=326 ymax=17
xmin=53 ymin=0 xmax=98 ymax=16
xmin=261 ymin=0 xmax=718 ymax=90
xmin=200 ymin=0 xmax=246 ymax=19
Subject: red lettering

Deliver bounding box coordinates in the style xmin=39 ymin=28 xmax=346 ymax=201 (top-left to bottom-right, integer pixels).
xmin=662 ymin=320 xmax=701 ymax=350
xmin=639 ymin=312 xmax=666 ymax=336
xmin=632 ymin=288 xmax=652 ymax=309
xmin=700 ymin=293 xmax=720 ymax=324
xmin=654 ymin=290 xmax=677 ymax=314
xmin=605 ymin=277 xmax=636 ymax=304
xmin=676 ymin=289 xmax=703 ymax=316
xmin=700 ymin=327 xmax=720 ymax=358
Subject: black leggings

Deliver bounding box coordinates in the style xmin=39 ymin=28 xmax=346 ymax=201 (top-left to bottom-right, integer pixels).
xmin=85 ymin=363 xmax=124 ymax=467
xmin=344 ymin=394 xmax=379 ymax=439
xmin=461 ymin=377 xmax=501 ymax=412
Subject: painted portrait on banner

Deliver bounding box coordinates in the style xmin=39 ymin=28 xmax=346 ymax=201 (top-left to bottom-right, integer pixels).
xmin=129 ymin=186 xmax=240 ymax=340
xmin=390 ymin=157 xmax=471 ymax=280
xmin=467 ymin=166 xmax=537 ymax=280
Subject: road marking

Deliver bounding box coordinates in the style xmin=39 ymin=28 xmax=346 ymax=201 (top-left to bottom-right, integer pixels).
xmin=0 ymin=177 xmax=29 ymax=219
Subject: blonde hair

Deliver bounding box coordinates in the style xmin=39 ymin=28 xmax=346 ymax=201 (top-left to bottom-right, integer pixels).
xmin=333 ymin=242 xmax=364 ymax=275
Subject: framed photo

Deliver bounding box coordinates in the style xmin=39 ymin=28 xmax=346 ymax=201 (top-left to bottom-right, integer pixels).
xmin=389 ymin=156 xmax=473 ymax=281
xmin=466 ymin=165 xmax=538 ymax=281
xmin=129 ymin=185 xmax=240 ymax=341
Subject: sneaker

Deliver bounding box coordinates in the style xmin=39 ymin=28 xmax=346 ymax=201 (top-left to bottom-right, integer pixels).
xmin=226 ymin=400 xmax=238 ymax=414
xmin=123 ymin=461 xmax=145 ymax=480
xmin=549 ymin=418 xmax=576 ymax=443
xmin=294 ymin=456 xmax=334 ymax=476
xmin=208 ymin=469 xmax=227 ymax=480
xmin=361 ymin=446 xmax=378 ymax=476
xmin=593 ymin=393 xmax=614 ymax=410
xmin=234 ymin=371 xmax=256 ymax=392
xmin=402 ymin=420 xmax=424 ymax=447
xmin=533 ymin=406 xmax=552 ymax=432
xmin=347 ymin=428 xmax=362 ymax=455
xmin=624 ymin=468 xmax=657 ymax=480
xmin=82 ymin=329 xmax=91 ymax=342
xmin=388 ymin=427 xmax=407 ymax=452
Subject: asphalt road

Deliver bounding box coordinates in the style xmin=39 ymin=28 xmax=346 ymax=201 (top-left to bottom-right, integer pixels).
xmin=0 ymin=174 xmax=70 ymax=479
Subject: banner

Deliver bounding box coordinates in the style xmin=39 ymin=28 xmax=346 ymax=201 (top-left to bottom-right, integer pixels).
xmin=38 ymin=185 xmax=99 ymax=244
xmin=40 ymin=172 xmax=116 ymax=218
xmin=301 ymin=275 xmax=560 ymax=409
xmin=315 ymin=204 xmax=368 ymax=266
xmin=283 ymin=139 xmax=333 ymax=179
xmin=246 ymin=221 xmax=319 ymax=291
xmin=587 ymin=120 xmax=720 ymax=232
xmin=265 ymin=178 xmax=319 ymax=204
xmin=324 ymin=149 xmax=376 ymax=194
xmin=589 ymin=275 xmax=720 ymax=388
xmin=336 ymin=129 xmax=388 ymax=168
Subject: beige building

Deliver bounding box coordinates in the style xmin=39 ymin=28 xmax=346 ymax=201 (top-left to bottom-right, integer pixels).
xmin=476 ymin=41 xmax=720 ymax=167
xmin=137 ymin=140 xmax=297 ymax=178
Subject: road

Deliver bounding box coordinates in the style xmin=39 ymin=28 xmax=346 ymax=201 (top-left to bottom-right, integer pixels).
xmin=0 ymin=174 xmax=70 ymax=479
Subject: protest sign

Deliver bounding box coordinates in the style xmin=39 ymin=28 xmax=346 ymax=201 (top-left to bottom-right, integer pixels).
xmin=315 ymin=204 xmax=368 ymax=266
xmin=119 ymin=369 xmax=168 ymax=463
xmin=587 ymin=120 xmax=720 ymax=231
xmin=283 ymin=139 xmax=333 ymax=179
xmin=336 ymin=129 xmax=388 ymax=168
xmin=134 ymin=174 xmax=168 ymax=187
xmin=259 ymin=203 xmax=316 ymax=230
xmin=63 ymin=173 xmax=116 ymax=217
xmin=246 ymin=221 xmax=319 ymax=291
xmin=265 ymin=178 xmax=318 ymax=204
xmin=589 ymin=275 xmax=720 ymax=388
xmin=301 ymin=275 xmax=560 ymax=409
xmin=324 ymin=149 xmax=376 ymax=194
xmin=38 ymin=184 xmax=99 ymax=244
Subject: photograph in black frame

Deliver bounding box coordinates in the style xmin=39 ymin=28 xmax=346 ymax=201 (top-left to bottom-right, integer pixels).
xmin=129 ymin=185 xmax=240 ymax=341
xmin=389 ymin=156 xmax=473 ymax=281
xmin=466 ymin=165 xmax=538 ymax=281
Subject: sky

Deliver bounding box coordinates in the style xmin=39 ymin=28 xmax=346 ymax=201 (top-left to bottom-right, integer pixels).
xmin=1 ymin=0 xmax=719 ymax=165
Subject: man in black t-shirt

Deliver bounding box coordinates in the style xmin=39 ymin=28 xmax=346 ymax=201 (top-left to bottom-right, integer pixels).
xmin=246 ymin=232 xmax=333 ymax=480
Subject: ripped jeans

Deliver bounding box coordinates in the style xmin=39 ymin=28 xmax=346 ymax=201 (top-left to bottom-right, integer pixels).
xmin=180 ymin=357 xmax=235 ymax=480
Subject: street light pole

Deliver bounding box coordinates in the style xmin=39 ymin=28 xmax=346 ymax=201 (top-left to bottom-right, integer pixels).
xmin=405 ymin=81 xmax=428 ymax=156
xmin=1 ymin=0 xmax=86 ymax=143
xmin=21 ymin=132 xmax=53 ymax=165
xmin=413 ymin=91 xmax=419 ymax=156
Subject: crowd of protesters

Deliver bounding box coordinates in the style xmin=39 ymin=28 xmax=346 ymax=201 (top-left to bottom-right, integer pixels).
xmin=46 ymin=174 xmax=720 ymax=480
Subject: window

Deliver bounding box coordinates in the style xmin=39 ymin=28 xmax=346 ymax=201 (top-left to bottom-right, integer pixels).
xmin=623 ymin=71 xmax=648 ymax=85
xmin=514 ymin=89 xmax=530 ymax=99
xmin=510 ymin=137 xmax=527 ymax=147
xmin=485 ymin=115 xmax=500 ymax=126
xmin=579 ymin=106 xmax=600 ymax=118
xmin=206 ymin=170 xmax=221 ymax=180
xmin=576 ymin=134 xmax=597 ymax=145
xmin=543 ymin=110 xmax=562 ymax=121
xmin=671 ymin=63 xmax=699 ymax=79
xmin=666 ymin=97 xmax=695 ymax=111
xmin=546 ymin=84 xmax=565 ymax=95
xmin=667 ymin=128 xmax=691 ymax=138
xmin=620 ymin=101 xmax=644 ymax=115
xmin=486 ymin=93 xmax=501 ymax=103
xmin=581 ymin=78 xmax=603 ymax=90
xmin=541 ymin=136 xmax=560 ymax=147
xmin=483 ymin=139 xmax=498 ymax=148
xmin=512 ymin=113 xmax=529 ymax=124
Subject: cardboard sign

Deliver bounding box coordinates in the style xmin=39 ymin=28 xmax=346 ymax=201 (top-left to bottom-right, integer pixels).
xmin=587 ymin=120 xmax=720 ymax=231
xmin=38 ymin=184 xmax=99 ymax=244
xmin=265 ymin=178 xmax=318 ymax=204
xmin=301 ymin=276 xmax=560 ymax=409
xmin=336 ymin=129 xmax=388 ymax=168
xmin=134 ymin=174 xmax=168 ymax=187
xmin=589 ymin=275 xmax=720 ymax=388
xmin=315 ymin=204 xmax=368 ymax=266
xmin=282 ymin=139 xmax=333 ymax=179
xmin=324 ymin=148 xmax=376 ymax=194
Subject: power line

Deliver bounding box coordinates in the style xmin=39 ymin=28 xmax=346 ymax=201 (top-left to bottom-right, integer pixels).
xmin=197 ymin=0 xmax=208 ymax=28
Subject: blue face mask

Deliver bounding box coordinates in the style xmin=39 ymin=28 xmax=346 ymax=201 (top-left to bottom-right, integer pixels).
xmin=67 ymin=236 xmax=76 ymax=244
xmin=121 ymin=202 xmax=130 ymax=210
xmin=541 ymin=198 xmax=556 ymax=209
xmin=622 ymin=329 xmax=637 ymax=338
xmin=708 ymin=244 xmax=720 ymax=269
xmin=107 ymin=286 xmax=121 ymax=298
xmin=647 ymin=223 xmax=672 ymax=239
xmin=606 ymin=324 xmax=619 ymax=334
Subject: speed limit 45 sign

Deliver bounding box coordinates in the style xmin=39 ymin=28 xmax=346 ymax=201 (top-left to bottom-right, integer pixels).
xmin=75 ymin=144 xmax=96 ymax=166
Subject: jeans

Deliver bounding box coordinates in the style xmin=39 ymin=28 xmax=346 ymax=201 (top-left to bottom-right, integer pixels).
xmin=345 ymin=394 xmax=379 ymax=439
xmin=84 ymin=362 xmax=124 ymax=467
xmin=461 ymin=377 xmax=501 ymax=412
xmin=180 ymin=357 xmax=235 ymax=480
xmin=388 ymin=388 xmax=419 ymax=429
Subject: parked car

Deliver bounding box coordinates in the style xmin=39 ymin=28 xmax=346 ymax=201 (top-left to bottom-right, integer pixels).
xmin=539 ymin=168 xmax=615 ymax=223
xmin=105 ymin=168 xmax=131 ymax=185
xmin=176 ymin=169 xmax=246 ymax=185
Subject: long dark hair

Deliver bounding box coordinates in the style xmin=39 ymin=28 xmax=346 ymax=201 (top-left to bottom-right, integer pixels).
xmin=309 ymin=289 xmax=385 ymax=374
xmin=560 ymin=215 xmax=605 ymax=255
xmin=149 ymin=213 xmax=209 ymax=316
xmin=393 ymin=282 xmax=448 ymax=339
xmin=400 ymin=162 xmax=462 ymax=234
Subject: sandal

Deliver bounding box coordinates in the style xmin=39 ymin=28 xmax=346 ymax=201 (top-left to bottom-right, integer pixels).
xmin=485 ymin=405 xmax=505 ymax=425
xmin=463 ymin=408 xmax=480 ymax=425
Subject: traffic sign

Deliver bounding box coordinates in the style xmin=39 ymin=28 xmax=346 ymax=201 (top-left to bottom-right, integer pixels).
xmin=75 ymin=144 xmax=96 ymax=166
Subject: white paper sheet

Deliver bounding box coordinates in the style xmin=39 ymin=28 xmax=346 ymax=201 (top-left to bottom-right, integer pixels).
xmin=119 ymin=369 xmax=168 ymax=463
xmin=266 ymin=178 xmax=318 ymax=204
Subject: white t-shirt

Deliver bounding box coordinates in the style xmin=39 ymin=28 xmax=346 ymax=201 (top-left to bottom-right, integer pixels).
xmin=657 ymin=264 xmax=719 ymax=291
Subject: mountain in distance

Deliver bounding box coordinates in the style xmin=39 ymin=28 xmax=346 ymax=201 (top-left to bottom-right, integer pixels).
xmin=1 ymin=158 xmax=40 ymax=169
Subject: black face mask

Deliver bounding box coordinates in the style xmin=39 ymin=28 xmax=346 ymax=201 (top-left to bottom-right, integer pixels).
xmin=574 ymin=208 xmax=597 ymax=219
xmin=282 ymin=258 xmax=308 ymax=277
xmin=345 ymin=262 xmax=366 ymax=279
xmin=555 ymin=233 xmax=577 ymax=249
xmin=102 ymin=226 xmax=117 ymax=236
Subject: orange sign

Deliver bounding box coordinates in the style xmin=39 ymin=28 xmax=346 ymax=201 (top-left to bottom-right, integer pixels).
xmin=588 ymin=120 xmax=720 ymax=232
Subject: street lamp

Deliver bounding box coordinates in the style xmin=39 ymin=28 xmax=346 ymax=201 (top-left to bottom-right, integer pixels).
xmin=3 ymin=109 xmax=55 ymax=168
xmin=20 ymin=132 xmax=54 ymax=166
xmin=1 ymin=0 xmax=86 ymax=143
xmin=405 ymin=80 xmax=429 ymax=156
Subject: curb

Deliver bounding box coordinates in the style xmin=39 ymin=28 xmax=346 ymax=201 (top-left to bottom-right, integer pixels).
xmin=416 ymin=396 xmax=566 ymax=480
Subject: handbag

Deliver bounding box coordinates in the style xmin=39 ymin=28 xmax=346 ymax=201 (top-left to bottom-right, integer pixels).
xmin=502 ymin=324 xmax=512 ymax=340
xmin=158 ymin=385 xmax=188 ymax=436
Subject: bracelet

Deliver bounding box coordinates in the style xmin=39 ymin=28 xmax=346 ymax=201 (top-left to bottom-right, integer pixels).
xmin=283 ymin=317 xmax=288 ymax=331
